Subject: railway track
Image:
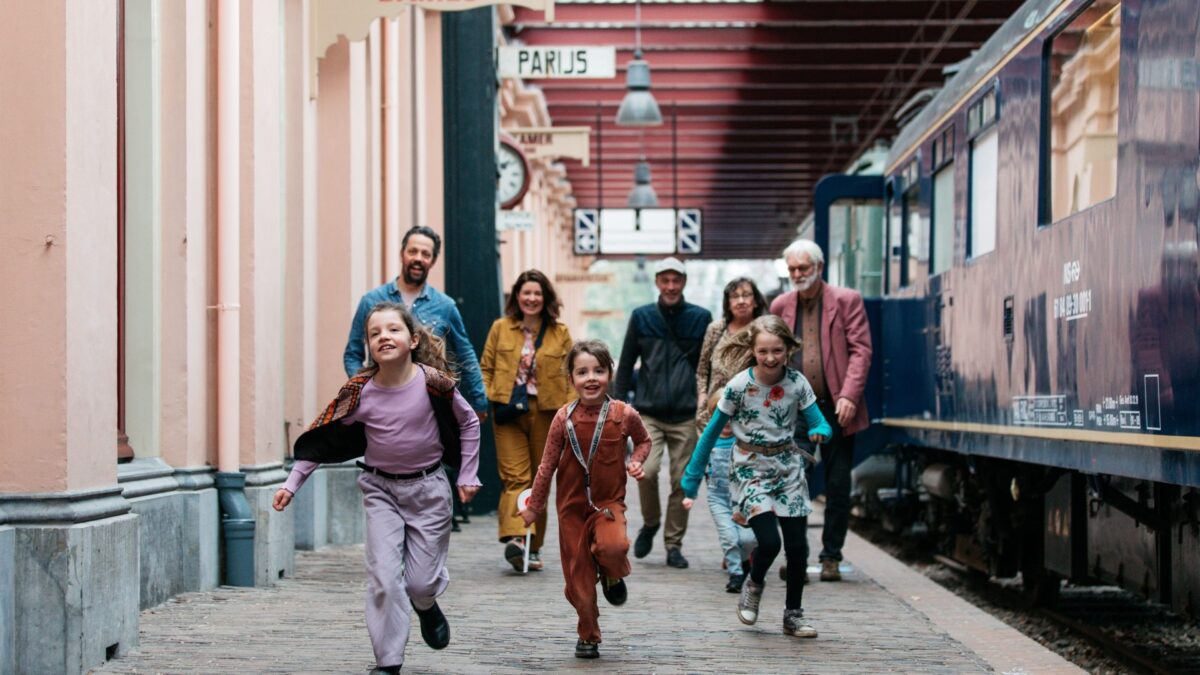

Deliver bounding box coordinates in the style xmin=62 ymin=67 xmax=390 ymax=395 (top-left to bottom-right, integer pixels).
xmin=853 ymin=522 xmax=1200 ymax=674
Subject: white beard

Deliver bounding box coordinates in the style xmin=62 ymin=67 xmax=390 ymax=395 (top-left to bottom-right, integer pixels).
xmin=793 ymin=275 xmax=817 ymax=293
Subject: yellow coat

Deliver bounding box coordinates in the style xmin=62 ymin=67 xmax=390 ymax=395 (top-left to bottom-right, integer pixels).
xmin=480 ymin=317 xmax=575 ymax=409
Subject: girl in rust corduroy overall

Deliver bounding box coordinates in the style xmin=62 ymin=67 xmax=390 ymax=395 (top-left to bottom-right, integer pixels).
xmin=522 ymin=340 xmax=651 ymax=659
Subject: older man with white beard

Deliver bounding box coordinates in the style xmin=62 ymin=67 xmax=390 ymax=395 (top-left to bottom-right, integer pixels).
xmin=769 ymin=239 xmax=872 ymax=581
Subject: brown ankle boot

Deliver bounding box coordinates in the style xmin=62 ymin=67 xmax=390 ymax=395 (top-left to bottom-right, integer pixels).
xmin=820 ymin=559 xmax=841 ymax=581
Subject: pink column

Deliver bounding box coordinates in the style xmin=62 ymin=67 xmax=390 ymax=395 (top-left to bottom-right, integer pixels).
xmin=315 ymin=39 xmax=356 ymax=397
xmin=0 ymin=0 xmax=118 ymax=493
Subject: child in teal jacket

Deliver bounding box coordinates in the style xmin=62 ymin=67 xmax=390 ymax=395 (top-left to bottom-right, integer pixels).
xmin=682 ymin=315 xmax=830 ymax=638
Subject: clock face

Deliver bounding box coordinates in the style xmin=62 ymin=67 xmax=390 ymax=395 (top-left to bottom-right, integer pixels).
xmin=497 ymin=141 xmax=531 ymax=209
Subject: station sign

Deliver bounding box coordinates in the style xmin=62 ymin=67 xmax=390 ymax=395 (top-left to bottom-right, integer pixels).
xmin=497 ymin=46 xmax=616 ymax=80
xmin=506 ymin=126 xmax=591 ymax=166
xmin=497 ymin=210 xmax=536 ymax=232
xmin=573 ymin=208 xmax=703 ymax=255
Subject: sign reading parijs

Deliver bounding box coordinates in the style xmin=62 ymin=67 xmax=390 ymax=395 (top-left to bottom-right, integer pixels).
xmin=498 ymin=46 xmax=616 ymax=79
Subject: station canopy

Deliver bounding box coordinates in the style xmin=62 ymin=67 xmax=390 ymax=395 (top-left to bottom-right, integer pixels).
xmin=507 ymin=0 xmax=1025 ymax=259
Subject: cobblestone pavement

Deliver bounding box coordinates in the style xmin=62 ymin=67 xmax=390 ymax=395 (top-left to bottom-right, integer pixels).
xmin=97 ymin=471 xmax=1066 ymax=674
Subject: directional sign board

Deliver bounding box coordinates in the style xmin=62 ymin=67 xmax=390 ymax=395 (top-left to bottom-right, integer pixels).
xmin=573 ymin=208 xmax=703 ymax=255
xmin=498 ymin=47 xmax=616 ymax=80
xmin=497 ymin=210 xmax=535 ymax=232
xmin=507 ymin=127 xmax=590 ymax=166
xmin=677 ymin=209 xmax=702 ymax=254
xmin=574 ymin=209 xmax=599 ymax=255
xmin=601 ymin=209 xmax=675 ymax=254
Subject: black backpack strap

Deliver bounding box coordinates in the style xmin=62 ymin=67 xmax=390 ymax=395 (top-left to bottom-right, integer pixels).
xmin=420 ymin=364 xmax=462 ymax=470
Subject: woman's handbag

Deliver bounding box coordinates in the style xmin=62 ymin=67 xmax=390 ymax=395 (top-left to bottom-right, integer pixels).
xmin=493 ymin=383 xmax=530 ymax=426
xmin=491 ymin=320 xmax=549 ymax=425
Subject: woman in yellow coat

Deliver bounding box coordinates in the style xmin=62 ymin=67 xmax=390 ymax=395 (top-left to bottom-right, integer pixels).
xmin=480 ymin=269 xmax=574 ymax=571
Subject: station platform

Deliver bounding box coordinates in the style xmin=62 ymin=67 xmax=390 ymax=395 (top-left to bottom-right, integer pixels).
xmin=97 ymin=474 xmax=1081 ymax=674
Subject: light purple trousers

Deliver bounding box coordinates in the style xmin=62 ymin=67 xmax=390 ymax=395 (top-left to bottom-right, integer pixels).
xmin=358 ymin=469 xmax=453 ymax=668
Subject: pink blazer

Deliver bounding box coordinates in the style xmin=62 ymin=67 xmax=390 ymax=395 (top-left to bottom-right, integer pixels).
xmin=770 ymin=283 xmax=873 ymax=435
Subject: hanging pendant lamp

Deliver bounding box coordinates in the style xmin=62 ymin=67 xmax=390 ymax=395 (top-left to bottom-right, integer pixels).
xmin=627 ymin=160 xmax=659 ymax=208
xmin=616 ymin=0 xmax=662 ymax=127
xmin=616 ymin=50 xmax=663 ymax=127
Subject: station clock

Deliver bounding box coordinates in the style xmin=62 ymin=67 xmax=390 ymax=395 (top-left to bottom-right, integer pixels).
xmin=497 ymin=135 xmax=531 ymax=210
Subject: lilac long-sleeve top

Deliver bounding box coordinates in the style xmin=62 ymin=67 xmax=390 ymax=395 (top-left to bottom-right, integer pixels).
xmin=283 ymin=367 xmax=481 ymax=494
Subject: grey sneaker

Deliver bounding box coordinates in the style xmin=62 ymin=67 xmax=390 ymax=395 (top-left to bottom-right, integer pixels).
xmin=783 ymin=608 xmax=817 ymax=638
xmin=737 ymin=578 xmax=764 ymax=625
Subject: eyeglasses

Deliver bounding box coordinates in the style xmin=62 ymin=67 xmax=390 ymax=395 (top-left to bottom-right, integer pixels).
xmin=787 ymin=264 xmax=816 ymax=275
xmin=729 ymin=292 xmax=755 ymax=302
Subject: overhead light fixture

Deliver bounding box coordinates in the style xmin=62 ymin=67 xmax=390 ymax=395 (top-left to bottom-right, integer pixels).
xmin=616 ymin=0 xmax=662 ymax=127
xmin=616 ymin=51 xmax=663 ymax=127
xmin=627 ymin=160 xmax=658 ymax=208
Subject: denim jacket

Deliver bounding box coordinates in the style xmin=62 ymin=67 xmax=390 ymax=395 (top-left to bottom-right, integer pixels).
xmin=342 ymin=280 xmax=488 ymax=412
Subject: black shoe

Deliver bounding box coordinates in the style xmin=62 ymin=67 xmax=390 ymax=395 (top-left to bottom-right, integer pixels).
xmin=413 ymin=602 xmax=450 ymax=650
xmin=633 ymin=525 xmax=658 ymax=559
xmin=726 ymin=573 xmax=746 ymax=593
xmin=601 ymin=577 xmax=627 ymax=606
xmin=666 ymin=547 xmax=689 ymax=569
xmin=369 ymin=667 xmax=401 ymax=674
xmin=574 ymin=639 xmax=599 ymax=659
xmin=450 ymin=520 xmax=461 ymax=533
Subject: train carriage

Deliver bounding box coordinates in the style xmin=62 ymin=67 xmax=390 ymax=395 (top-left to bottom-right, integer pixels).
xmin=812 ymin=0 xmax=1200 ymax=614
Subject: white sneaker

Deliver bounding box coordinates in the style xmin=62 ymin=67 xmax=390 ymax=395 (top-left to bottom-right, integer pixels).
xmin=737 ymin=578 xmax=764 ymax=625
xmin=783 ymin=609 xmax=817 ymax=638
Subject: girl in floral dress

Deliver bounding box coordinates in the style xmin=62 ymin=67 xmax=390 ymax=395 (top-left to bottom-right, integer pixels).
xmin=681 ymin=314 xmax=831 ymax=638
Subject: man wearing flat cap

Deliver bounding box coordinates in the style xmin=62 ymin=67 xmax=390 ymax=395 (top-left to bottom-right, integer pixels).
xmin=615 ymin=256 xmax=712 ymax=569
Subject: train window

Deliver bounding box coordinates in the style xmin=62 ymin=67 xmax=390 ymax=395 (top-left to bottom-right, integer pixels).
xmin=903 ymin=185 xmax=927 ymax=288
xmin=828 ymin=199 xmax=885 ymax=298
xmin=1045 ymin=0 xmax=1121 ymax=223
xmin=887 ymin=183 xmax=902 ymax=293
xmin=932 ymin=163 xmax=955 ymax=275
xmin=889 ymin=159 xmax=924 ymax=289
xmin=967 ymin=86 xmax=998 ymax=137
xmin=969 ymin=127 xmax=999 ymax=257
xmin=931 ymin=126 xmax=955 ymax=276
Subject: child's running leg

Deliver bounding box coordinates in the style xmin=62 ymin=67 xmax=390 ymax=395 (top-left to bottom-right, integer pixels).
xmin=737 ymin=512 xmax=781 ymax=625
xmin=359 ymin=473 xmax=416 ymax=669
xmin=592 ymin=506 xmax=632 ymax=610
xmin=777 ymin=515 xmax=809 ymax=609
xmin=778 ymin=515 xmax=817 ymax=637
xmin=401 ymin=472 xmax=453 ymax=611
xmin=559 ymin=510 xmax=603 ymax=643
xmin=589 ymin=505 xmax=631 ymax=581
xmin=747 ymin=512 xmax=782 ymax=584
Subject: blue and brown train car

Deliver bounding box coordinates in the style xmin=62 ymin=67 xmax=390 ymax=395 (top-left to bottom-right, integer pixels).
xmin=812 ymin=0 xmax=1199 ymax=614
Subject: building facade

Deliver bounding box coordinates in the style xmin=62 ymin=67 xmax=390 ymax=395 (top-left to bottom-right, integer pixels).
xmin=0 ymin=1 xmax=583 ymax=672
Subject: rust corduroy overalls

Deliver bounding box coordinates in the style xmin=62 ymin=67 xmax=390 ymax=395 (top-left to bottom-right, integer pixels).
xmin=540 ymin=400 xmax=650 ymax=643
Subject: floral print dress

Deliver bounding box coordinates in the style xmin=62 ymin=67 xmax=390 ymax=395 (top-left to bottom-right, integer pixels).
xmin=717 ymin=367 xmax=818 ymax=523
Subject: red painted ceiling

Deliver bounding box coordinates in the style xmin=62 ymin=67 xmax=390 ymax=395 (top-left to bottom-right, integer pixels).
xmin=505 ymin=0 xmax=1025 ymax=259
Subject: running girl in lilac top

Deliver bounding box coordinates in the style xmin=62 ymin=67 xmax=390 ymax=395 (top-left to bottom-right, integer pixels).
xmin=274 ymin=302 xmax=481 ymax=674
